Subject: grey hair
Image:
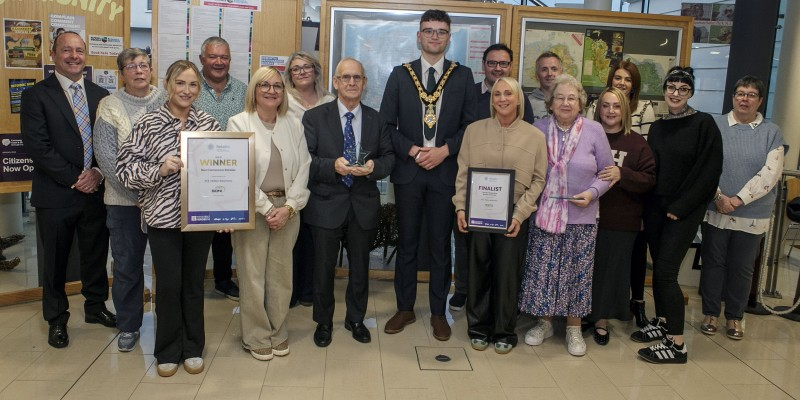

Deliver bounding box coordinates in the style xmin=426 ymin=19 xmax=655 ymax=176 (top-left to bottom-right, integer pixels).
xmin=116 ymin=47 xmax=150 ymax=71
xmin=200 ymin=36 xmax=229 ymax=56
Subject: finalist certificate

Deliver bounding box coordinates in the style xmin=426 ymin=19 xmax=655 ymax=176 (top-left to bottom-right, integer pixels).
xmin=466 ymin=167 xmax=515 ymax=233
xmin=180 ymin=131 xmax=256 ymax=231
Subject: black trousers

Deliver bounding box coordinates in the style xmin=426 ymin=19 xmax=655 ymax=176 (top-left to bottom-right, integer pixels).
xmin=630 ymin=231 xmax=648 ymax=301
xmin=467 ymin=220 xmax=528 ymax=345
xmin=291 ymin=217 xmax=315 ymax=304
xmin=211 ymin=232 xmax=232 ymax=284
xmin=36 ymin=191 xmax=109 ymax=325
xmin=310 ymin=207 xmax=376 ymax=325
xmin=643 ymin=200 xmax=706 ymax=336
xmin=452 ymin=222 xmax=470 ymax=296
xmin=394 ymin=170 xmax=454 ymax=316
xmin=148 ymin=227 xmax=213 ymax=364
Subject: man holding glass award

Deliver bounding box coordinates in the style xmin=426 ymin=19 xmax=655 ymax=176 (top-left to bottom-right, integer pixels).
xmin=302 ymin=58 xmax=395 ymax=347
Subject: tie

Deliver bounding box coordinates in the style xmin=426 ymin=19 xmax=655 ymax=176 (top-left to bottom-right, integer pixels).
xmin=424 ymin=67 xmax=436 ymax=141
xmin=342 ymin=112 xmax=356 ymax=187
xmin=70 ymin=82 xmax=92 ymax=170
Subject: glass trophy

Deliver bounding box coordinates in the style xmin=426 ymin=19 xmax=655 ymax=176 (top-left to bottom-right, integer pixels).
xmin=345 ymin=146 xmax=370 ymax=167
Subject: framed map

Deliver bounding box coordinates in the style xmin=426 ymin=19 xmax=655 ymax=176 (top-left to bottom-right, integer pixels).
xmin=326 ymin=7 xmax=502 ymax=110
xmin=514 ymin=9 xmax=690 ymax=101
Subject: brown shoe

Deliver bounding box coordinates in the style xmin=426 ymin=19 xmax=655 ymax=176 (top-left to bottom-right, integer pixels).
xmin=430 ymin=315 xmax=451 ymax=341
xmin=384 ymin=310 xmax=416 ymax=334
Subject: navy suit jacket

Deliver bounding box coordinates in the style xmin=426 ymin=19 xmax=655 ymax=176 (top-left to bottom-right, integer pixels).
xmin=380 ymin=58 xmax=477 ymax=186
xmin=21 ymin=74 xmax=109 ymax=208
xmin=302 ymin=99 xmax=395 ymax=231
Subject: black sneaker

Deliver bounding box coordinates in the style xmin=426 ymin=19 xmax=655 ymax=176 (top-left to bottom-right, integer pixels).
xmin=638 ymin=337 xmax=687 ymax=364
xmin=449 ymin=292 xmax=466 ymax=311
xmin=630 ymin=318 xmax=667 ymax=343
xmin=215 ymin=280 xmax=240 ymax=301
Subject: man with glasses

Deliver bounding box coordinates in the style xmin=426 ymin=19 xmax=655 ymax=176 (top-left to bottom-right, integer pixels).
xmin=529 ymin=51 xmax=563 ymax=121
xmin=380 ymin=9 xmax=477 ymax=341
xmin=195 ymin=36 xmax=247 ymax=301
xmin=303 ymin=58 xmax=395 ymax=347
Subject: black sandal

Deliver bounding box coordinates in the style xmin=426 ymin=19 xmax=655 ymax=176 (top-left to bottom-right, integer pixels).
xmin=593 ymin=327 xmax=609 ymax=345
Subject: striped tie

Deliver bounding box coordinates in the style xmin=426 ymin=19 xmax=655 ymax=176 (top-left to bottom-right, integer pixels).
xmin=70 ymin=82 xmax=92 ymax=170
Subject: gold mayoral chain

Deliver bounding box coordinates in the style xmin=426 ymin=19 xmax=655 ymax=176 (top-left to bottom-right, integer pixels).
xmin=404 ymin=62 xmax=458 ymax=129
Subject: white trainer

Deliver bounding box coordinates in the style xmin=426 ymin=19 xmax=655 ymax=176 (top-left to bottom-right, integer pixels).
xmin=184 ymin=357 xmax=204 ymax=374
xmin=524 ymin=320 xmax=554 ymax=346
xmin=566 ymin=326 xmax=586 ymax=356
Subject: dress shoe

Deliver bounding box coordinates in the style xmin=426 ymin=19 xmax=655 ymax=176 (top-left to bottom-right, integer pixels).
xmin=430 ymin=315 xmax=451 ymax=341
xmin=48 ymin=324 xmax=69 ymax=348
xmin=314 ymin=324 xmax=332 ymax=347
xmin=85 ymin=309 xmax=117 ymax=328
xmin=384 ymin=310 xmax=416 ymax=334
xmin=345 ymin=320 xmax=371 ymax=343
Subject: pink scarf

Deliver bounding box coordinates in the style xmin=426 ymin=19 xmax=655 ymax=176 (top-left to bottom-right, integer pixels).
xmin=535 ymin=116 xmax=584 ymax=234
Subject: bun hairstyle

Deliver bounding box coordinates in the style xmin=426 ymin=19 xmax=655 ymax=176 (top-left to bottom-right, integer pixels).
xmin=663 ymin=66 xmax=695 ymax=93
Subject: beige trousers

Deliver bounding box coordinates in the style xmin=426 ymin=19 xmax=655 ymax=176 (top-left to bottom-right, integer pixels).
xmin=232 ymin=199 xmax=299 ymax=350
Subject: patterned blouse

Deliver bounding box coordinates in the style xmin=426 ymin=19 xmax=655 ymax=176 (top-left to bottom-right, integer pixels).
xmin=116 ymin=104 xmax=221 ymax=229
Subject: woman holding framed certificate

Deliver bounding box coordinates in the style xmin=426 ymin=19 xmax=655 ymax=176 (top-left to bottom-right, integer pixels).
xmin=453 ymin=77 xmax=547 ymax=355
xmin=518 ymin=74 xmax=614 ymax=357
xmin=228 ymin=66 xmax=311 ymax=362
xmin=117 ymin=60 xmax=221 ymax=377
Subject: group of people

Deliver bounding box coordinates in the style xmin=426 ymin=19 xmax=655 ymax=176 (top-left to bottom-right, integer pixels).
xmin=19 ymin=9 xmax=784 ymax=377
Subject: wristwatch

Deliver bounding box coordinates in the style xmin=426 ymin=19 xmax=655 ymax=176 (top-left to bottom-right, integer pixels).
xmin=283 ymin=204 xmax=297 ymax=219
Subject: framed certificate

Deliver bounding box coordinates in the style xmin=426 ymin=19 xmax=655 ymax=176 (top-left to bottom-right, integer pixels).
xmin=180 ymin=131 xmax=256 ymax=231
xmin=465 ymin=167 xmax=515 ymax=233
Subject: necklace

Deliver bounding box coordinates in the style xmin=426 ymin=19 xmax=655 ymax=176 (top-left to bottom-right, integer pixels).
xmin=556 ymin=121 xmax=572 ymax=140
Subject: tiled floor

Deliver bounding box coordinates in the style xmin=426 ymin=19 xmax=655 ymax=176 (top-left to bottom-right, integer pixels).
xmin=0 ymin=280 xmax=798 ymax=400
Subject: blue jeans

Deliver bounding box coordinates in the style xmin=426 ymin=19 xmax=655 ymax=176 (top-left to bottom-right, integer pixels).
xmin=107 ymin=205 xmax=148 ymax=332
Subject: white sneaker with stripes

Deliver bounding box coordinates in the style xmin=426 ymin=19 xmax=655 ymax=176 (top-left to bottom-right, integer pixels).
xmin=638 ymin=337 xmax=687 ymax=364
xmin=630 ymin=318 xmax=667 ymax=343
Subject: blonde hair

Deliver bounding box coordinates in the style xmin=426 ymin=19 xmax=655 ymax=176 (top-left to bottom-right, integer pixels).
xmin=489 ymin=77 xmax=525 ymax=122
xmin=283 ymin=51 xmax=331 ymax=103
xmin=594 ymin=87 xmax=632 ymax=134
xmin=163 ymin=60 xmax=200 ymax=97
xmin=244 ymin=66 xmax=288 ymax=115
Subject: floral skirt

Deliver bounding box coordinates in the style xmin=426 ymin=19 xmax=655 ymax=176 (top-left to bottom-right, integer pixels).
xmin=518 ymin=223 xmax=597 ymax=317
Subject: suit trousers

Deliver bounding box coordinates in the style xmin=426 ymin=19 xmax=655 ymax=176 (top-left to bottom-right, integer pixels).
xmin=394 ymin=169 xmax=455 ymax=316
xmin=643 ymin=200 xmax=706 ymax=336
xmin=467 ymin=219 xmax=528 ymax=346
xmin=700 ymin=223 xmax=762 ymax=321
xmin=291 ymin=217 xmax=315 ymax=305
xmin=148 ymin=227 xmax=213 ymax=364
xmin=310 ymin=206 xmax=377 ymax=325
xmin=107 ymin=205 xmax=147 ymax=332
xmin=36 ymin=191 xmax=109 ymax=325
xmin=232 ymin=200 xmax=299 ymax=350
xmin=452 ymin=222 xmax=470 ymax=296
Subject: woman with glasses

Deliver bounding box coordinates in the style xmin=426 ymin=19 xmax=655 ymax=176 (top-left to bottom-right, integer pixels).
xmin=95 ymin=48 xmax=162 ymax=353
xmin=632 ymin=66 xmax=722 ymax=364
xmin=283 ymin=51 xmax=335 ymax=308
xmin=117 ymin=60 xmax=220 ymax=377
xmin=519 ymin=74 xmax=614 ymax=357
xmin=227 ymin=66 xmax=311 ymax=361
xmin=699 ymin=76 xmax=785 ymax=341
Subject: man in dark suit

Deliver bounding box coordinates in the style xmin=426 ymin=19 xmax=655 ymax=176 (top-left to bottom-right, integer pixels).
xmin=303 ymin=58 xmax=395 ymax=347
xmin=380 ymin=9 xmax=477 ymax=341
xmin=21 ymin=31 xmax=115 ymax=349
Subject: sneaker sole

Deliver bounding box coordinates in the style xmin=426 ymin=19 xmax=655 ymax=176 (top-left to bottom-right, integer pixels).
xmin=184 ymin=363 xmax=204 ymax=374
xmin=568 ymin=349 xmax=586 ymax=356
xmin=157 ymin=365 xmax=178 ymax=377
xmin=448 ymin=304 xmax=464 ymax=312
xmin=638 ymin=352 xmax=687 ymax=364
xmin=251 ymin=351 xmax=274 ymax=361
xmin=524 ymin=331 xmax=553 ymax=346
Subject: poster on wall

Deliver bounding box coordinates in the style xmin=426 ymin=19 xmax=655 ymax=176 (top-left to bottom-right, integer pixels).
xmin=49 ymin=14 xmax=86 ymax=42
xmin=581 ymin=29 xmax=624 ymax=90
xmin=4 ymin=19 xmax=44 ymax=69
xmin=202 ymin=0 xmax=261 ymax=12
xmin=88 ymin=35 xmax=123 ymax=56
xmin=93 ymin=69 xmax=118 ymax=93
xmin=259 ymin=55 xmax=288 ymax=72
xmin=0 ymin=134 xmax=34 ymax=182
xmin=9 ymin=79 xmax=36 ymax=114
xmin=681 ymin=3 xmax=734 ymax=44
xmin=522 ymin=30 xmax=584 ymax=89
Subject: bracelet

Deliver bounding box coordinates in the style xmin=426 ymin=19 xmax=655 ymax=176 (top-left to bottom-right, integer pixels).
xmin=713 ymin=192 xmax=723 ymax=201
xmin=283 ymin=204 xmax=297 ymax=219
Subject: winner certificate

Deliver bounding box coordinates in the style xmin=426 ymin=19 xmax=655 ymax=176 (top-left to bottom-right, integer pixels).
xmin=180 ymin=131 xmax=256 ymax=231
xmin=466 ymin=168 xmax=515 ymax=233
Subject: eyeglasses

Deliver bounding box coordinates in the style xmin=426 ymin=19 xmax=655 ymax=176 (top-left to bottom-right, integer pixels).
xmin=553 ymin=96 xmax=578 ymax=104
xmin=734 ymin=91 xmax=760 ymax=100
xmin=257 ymin=82 xmax=284 ymax=92
xmin=421 ymin=28 xmax=449 ymax=38
xmin=290 ymin=64 xmax=314 ymax=75
xmin=123 ymin=62 xmax=150 ymax=71
xmin=485 ymin=60 xmax=511 ymax=68
xmin=665 ymin=84 xmax=691 ymax=96
xmin=336 ymin=74 xmax=363 ymax=83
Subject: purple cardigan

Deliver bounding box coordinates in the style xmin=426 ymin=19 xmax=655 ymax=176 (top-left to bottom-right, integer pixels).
xmin=534 ymin=116 xmax=613 ymax=225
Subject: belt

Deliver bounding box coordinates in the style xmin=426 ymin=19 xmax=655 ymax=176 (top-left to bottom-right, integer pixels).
xmin=264 ymin=190 xmax=286 ymax=197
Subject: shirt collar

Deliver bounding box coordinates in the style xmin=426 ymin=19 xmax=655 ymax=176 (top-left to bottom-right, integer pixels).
xmin=54 ymin=70 xmax=85 ymax=92
xmin=421 ymin=56 xmax=445 ymax=76
xmin=337 ymin=99 xmax=361 ymax=121
xmin=481 ymin=80 xmax=492 ymax=94
xmin=201 ymin=72 xmax=232 ymax=92
xmin=727 ymin=111 xmax=763 ymax=129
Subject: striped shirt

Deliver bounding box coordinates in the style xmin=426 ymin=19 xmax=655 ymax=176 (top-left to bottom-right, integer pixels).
xmin=116 ymin=104 xmax=221 ymax=228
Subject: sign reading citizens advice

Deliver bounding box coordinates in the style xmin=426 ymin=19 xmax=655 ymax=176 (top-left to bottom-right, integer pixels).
xmin=180 ymin=131 xmax=255 ymax=231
